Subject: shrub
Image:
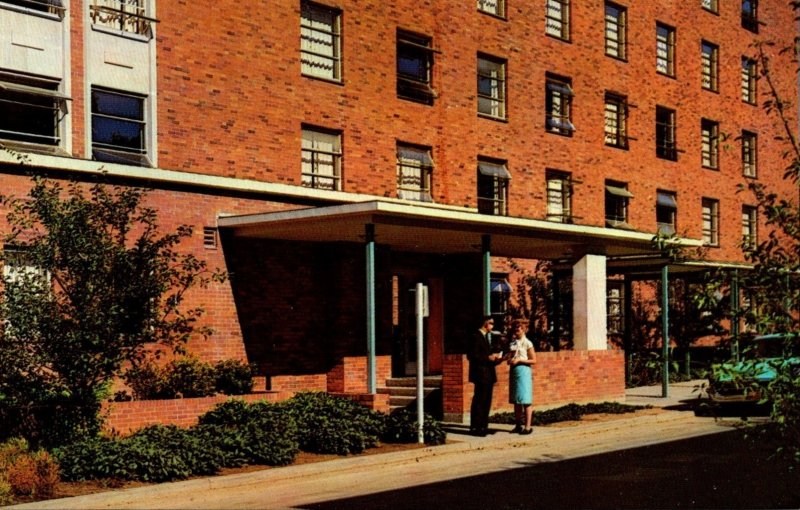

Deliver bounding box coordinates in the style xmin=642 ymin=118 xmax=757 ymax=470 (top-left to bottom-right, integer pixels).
xmin=490 ymin=402 xmax=649 ymax=426
xmin=214 ymin=359 xmax=255 ymax=395
xmin=281 ymin=392 xmax=386 ymax=455
xmin=0 ymin=479 xmax=11 ymax=506
xmin=165 ymin=358 xmax=217 ymax=398
xmin=56 ymin=426 xmax=224 ymax=483
xmin=0 ymin=439 xmax=59 ymax=501
xmin=6 ymin=450 xmax=59 ymax=498
xmin=383 ymin=408 xmax=446 ymax=445
xmin=123 ymin=361 xmax=170 ymax=400
xmin=198 ymin=400 xmax=299 ymax=466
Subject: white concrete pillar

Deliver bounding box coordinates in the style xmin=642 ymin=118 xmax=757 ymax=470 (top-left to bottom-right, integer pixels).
xmin=572 ymin=254 xmax=608 ymax=350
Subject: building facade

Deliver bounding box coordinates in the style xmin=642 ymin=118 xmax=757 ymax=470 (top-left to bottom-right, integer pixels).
xmin=0 ymin=0 xmax=797 ymax=423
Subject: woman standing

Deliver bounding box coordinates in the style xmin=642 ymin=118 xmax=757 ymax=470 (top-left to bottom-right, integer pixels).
xmin=508 ymin=321 xmax=536 ymax=434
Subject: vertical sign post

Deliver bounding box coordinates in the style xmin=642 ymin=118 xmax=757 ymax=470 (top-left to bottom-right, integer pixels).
xmin=416 ymin=282 xmax=428 ymax=444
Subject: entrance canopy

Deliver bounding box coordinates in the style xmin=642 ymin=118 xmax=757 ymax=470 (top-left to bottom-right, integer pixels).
xmin=218 ymin=201 xmax=700 ymax=259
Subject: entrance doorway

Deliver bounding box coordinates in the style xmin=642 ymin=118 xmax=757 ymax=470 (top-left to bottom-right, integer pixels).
xmin=392 ymin=275 xmax=444 ymax=376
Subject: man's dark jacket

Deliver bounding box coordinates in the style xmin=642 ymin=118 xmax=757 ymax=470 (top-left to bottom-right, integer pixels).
xmin=467 ymin=330 xmax=497 ymax=384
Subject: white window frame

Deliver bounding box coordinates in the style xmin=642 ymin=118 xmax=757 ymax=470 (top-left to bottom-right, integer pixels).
xmin=477 ymin=55 xmax=506 ymax=119
xmin=397 ymin=144 xmax=433 ymax=202
xmin=702 ymin=198 xmax=719 ymax=246
xmin=301 ymin=127 xmax=342 ymax=191
xmin=300 ymin=1 xmax=341 ymax=82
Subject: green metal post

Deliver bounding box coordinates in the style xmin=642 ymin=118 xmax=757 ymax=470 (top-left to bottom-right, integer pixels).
xmin=365 ymin=223 xmax=376 ymax=394
xmin=661 ymin=265 xmax=670 ymax=399
xmin=482 ymin=235 xmax=491 ymax=317
xmin=623 ymin=277 xmax=633 ymax=386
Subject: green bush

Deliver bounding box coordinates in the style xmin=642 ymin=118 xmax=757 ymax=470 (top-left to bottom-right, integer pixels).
xmin=165 ymin=358 xmax=217 ymax=398
xmin=383 ymin=408 xmax=446 ymax=445
xmin=214 ymin=360 xmax=255 ymax=395
xmin=56 ymin=426 xmax=224 ymax=483
xmin=198 ymin=400 xmax=298 ymax=466
xmin=490 ymin=402 xmax=648 ymax=426
xmin=281 ymin=392 xmax=386 ymax=455
xmin=123 ymin=361 xmax=170 ymax=400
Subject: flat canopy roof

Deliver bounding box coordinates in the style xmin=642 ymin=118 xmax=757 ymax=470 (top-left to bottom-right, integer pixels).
xmin=218 ymin=201 xmax=702 ymax=260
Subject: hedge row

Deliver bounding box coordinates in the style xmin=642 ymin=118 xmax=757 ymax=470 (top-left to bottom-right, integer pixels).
xmin=56 ymin=393 xmax=446 ymax=483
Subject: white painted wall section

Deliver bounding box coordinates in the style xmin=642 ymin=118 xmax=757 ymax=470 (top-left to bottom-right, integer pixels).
xmin=572 ymin=254 xmax=607 ymax=351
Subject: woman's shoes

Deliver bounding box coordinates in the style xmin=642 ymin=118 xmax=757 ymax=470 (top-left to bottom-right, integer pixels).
xmin=520 ymin=428 xmax=533 ymax=435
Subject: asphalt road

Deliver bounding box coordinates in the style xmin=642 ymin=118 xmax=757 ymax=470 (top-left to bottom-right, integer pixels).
xmin=306 ymin=428 xmax=800 ymax=510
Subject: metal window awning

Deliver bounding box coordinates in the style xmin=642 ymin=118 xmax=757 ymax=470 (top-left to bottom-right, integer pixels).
xmin=606 ymin=185 xmax=634 ymax=198
xmin=397 ymin=147 xmax=433 ymax=165
xmin=0 ymin=80 xmax=72 ymax=101
xmin=657 ymin=192 xmax=677 ymax=208
xmin=218 ymin=200 xmax=701 ymax=260
xmin=547 ymin=82 xmax=574 ymax=96
xmin=491 ymin=279 xmax=512 ymax=293
xmin=478 ymin=161 xmax=511 ymax=179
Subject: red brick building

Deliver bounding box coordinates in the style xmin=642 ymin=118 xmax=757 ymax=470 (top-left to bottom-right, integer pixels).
xmin=0 ymin=0 xmax=797 ymax=425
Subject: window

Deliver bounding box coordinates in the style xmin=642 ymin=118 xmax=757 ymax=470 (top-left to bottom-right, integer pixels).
xmin=742 ymin=130 xmax=757 ymax=178
xmin=300 ymin=1 xmax=341 ymax=81
xmin=656 ymin=191 xmax=677 ymax=236
xmin=490 ymin=275 xmax=511 ymax=331
xmin=0 ymin=73 xmax=68 ymax=150
xmin=742 ymin=205 xmax=758 ymax=249
xmin=701 ymin=41 xmax=718 ymax=91
xmin=742 ymin=0 xmax=758 ymax=32
xmin=604 ymin=93 xmax=628 ymax=149
xmin=477 ymin=55 xmax=506 ymax=119
xmin=656 ymin=106 xmax=677 ymax=161
xmin=546 ymin=170 xmax=572 ymax=223
xmin=607 ymin=281 xmax=624 ymax=335
xmin=1 ymin=0 xmax=64 ymax=16
xmin=301 ymin=127 xmax=342 ymax=190
xmin=89 ymin=0 xmax=153 ymax=36
xmin=656 ymin=23 xmax=675 ymax=77
xmin=477 ymin=159 xmax=510 ymax=216
xmin=605 ymin=181 xmax=632 ymax=228
xmin=702 ymin=198 xmax=719 ymax=246
xmin=545 ymin=74 xmax=575 ymax=136
xmin=397 ymin=31 xmax=435 ymax=105
xmin=91 ymin=87 xmax=148 ymax=166
xmin=702 ymin=0 xmax=718 ymax=13
xmin=545 ymin=0 xmax=570 ymax=40
xmin=701 ymin=119 xmax=719 ymax=169
xmin=477 ymin=0 xmax=504 ymax=17
xmin=396 ymin=143 xmax=433 ymax=202
xmin=604 ymin=2 xmax=626 ymax=60
xmin=742 ymin=57 xmax=757 ymax=104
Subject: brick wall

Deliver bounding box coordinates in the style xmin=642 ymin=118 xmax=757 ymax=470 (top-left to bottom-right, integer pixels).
xmin=443 ymin=350 xmax=625 ymax=423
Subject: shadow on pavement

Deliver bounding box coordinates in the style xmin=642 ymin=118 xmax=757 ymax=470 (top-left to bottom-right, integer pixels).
xmin=306 ymin=429 xmax=799 ymax=510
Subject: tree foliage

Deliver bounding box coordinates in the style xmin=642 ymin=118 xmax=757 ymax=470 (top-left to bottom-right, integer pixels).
xmin=0 ymin=177 xmax=222 ymax=446
xmin=721 ymin=32 xmax=800 ymax=461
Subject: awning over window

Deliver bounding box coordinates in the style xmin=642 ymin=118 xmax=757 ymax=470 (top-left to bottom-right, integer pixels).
xmin=397 ymin=147 xmax=433 ymax=166
xmin=478 ymin=161 xmax=511 ymax=179
xmin=605 ymin=185 xmax=634 ymax=198
xmin=0 ymin=80 xmax=71 ymax=101
xmin=657 ymin=192 xmax=677 ymax=208
xmin=547 ymin=81 xmax=574 ymax=96
xmin=491 ymin=279 xmax=512 ymax=293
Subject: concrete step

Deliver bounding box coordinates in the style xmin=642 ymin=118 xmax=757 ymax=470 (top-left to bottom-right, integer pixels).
xmin=384 ymin=376 xmax=443 ymax=388
xmin=377 ymin=386 xmax=440 ymax=397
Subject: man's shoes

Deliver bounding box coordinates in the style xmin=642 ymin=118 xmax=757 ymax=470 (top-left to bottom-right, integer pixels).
xmin=520 ymin=427 xmax=533 ymax=435
xmin=510 ymin=425 xmax=522 ymax=434
xmin=470 ymin=428 xmax=488 ymax=437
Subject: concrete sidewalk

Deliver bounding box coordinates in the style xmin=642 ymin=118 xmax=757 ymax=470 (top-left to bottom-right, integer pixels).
xmin=12 ymin=382 xmax=731 ymax=510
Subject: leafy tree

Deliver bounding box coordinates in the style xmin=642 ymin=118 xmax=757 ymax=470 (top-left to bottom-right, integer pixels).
xmin=719 ymin=32 xmax=800 ymax=461
xmin=0 ymin=176 xmax=223 ymax=446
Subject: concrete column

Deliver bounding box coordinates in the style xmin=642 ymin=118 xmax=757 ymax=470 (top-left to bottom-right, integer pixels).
xmin=572 ymin=254 xmax=608 ymax=350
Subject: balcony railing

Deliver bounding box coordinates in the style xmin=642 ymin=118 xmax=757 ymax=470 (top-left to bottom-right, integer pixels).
xmin=89 ymin=0 xmax=158 ymax=36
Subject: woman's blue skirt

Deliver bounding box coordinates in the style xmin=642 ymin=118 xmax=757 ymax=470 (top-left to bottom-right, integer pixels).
xmin=509 ymin=364 xmax=532 ymax=405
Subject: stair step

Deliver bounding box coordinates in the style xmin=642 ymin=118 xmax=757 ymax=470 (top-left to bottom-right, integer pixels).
xmin=379 ymin=387 xmax=439 ymax=397
xmin=384 ymin=376 xmax=443 ymax=388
